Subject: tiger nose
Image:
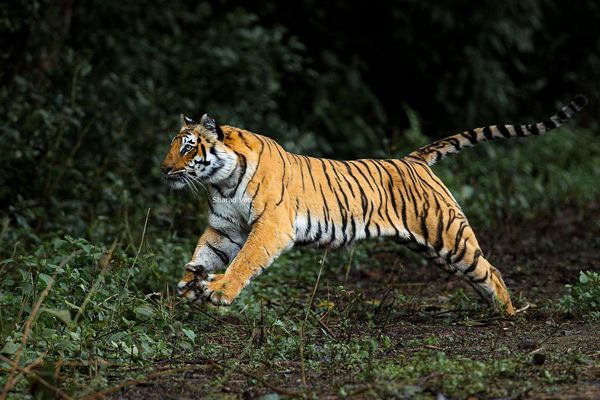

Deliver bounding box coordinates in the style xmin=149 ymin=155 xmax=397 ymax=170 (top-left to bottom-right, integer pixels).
xmin=177 ymin=280 xmax=189 ymax=296
xmin=161 ymin=164 xmax=173 ymax=175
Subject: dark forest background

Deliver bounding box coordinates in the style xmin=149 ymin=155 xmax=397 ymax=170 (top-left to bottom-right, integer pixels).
xmin=1 ymin=0 xmax=599 ymax=242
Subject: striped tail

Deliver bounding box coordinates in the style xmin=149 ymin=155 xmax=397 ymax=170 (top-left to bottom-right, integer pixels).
xmin=408 ymin=95 xmax=589 ymax=166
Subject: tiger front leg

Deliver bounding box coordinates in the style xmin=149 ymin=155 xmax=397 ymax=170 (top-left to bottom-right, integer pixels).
xmin=199 ymin=213 xmax=294 ymax=306
xmin=177 ymin=226 xmax=243 ymax=301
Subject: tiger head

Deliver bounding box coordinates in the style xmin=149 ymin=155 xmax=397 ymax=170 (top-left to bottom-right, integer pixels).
xmin=161 ymin=114 xmax=237 ymax=188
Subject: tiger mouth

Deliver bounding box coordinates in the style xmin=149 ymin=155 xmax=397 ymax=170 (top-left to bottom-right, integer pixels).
xmin=163 ymin=171 xmax=187 ymax=189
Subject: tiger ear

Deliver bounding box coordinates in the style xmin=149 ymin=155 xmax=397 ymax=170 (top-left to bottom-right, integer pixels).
xmin=200 ymin=113 xmax=224 ymax=141
xmin=181 ymin=114 xmax=195 ymax=128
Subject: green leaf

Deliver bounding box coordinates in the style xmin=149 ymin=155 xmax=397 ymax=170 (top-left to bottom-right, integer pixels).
xmin=182 ymin=328 xmax=196 ymax=342
xmin=41 ymin=308 xmax=72 ymax=325
xmin=64 ymin=300 xmax=82 ymax=311
xmin=38 ymin=273 xmax=52 ymax=286
xmin=109 ymin=332 xmax=128 ymax=343
xmin=179 ymin=340 xmax=193 ymax=350
xmin=579 ymin=272 xmax=590 ymax=284
xmin=134 ymin=305 xmax=156 ymax=318
xmin=1 ymin=341 xmax=21 ymax=354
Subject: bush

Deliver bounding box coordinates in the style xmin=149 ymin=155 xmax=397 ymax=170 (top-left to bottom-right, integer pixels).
xmin=560 ymin=271 xmax=600 ymax=320
xmin=0 ymin=236 xmax=199 ymax=378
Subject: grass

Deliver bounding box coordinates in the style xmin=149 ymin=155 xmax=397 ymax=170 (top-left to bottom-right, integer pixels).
xmin=1 ymin=231 xmax=599 ymax=398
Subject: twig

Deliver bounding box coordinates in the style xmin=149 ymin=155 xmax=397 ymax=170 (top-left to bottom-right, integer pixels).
xmin=378 ymin=296 xmax=396 ymax=339
xmin=73 ymin=241 xmax=117 ymax=324
xmin=517 ymin=323 xmax=563 ymax=361
xmin=0 ymin=354 xmax=72 ymax=400
xmin=237 ymin=368 xmax=304 ymax=398
xmin=515 ymin=303 xmax=531 ymax=314
xmin=343 ymin=247 xmax=355 ymax=285
xmin=126 ymin=207 xmax=151 ymax=283
xmin=300 ymin=249 xmax=327 ymax=387
xmin=82 ymin=364 xmax=219 ymax=399
xmin=1 ymin=272 xmax=57 ymax=397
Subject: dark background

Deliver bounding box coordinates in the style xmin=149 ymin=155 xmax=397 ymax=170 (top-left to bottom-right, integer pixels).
xmin=1 ymin=0 xmax=599 ymax=242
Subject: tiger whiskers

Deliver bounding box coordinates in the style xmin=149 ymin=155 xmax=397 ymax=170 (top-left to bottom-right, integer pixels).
xmin=183 ymin=176 xmax=202 ymax=200
xmin=188 ymin=175 xmax=210 ymax=197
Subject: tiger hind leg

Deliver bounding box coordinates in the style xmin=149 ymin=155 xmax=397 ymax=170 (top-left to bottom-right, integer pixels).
xmin=450 ymin=243 xmax=515 ymax=316
xmin=402 ymin=235 xmax=515 ymax=315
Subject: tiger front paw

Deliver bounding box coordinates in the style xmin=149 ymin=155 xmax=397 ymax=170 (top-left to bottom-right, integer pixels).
xmin=177 ymin=263 xmax=210 ymax=301
xmin=199 ymin=276 xmax=241 ymax=306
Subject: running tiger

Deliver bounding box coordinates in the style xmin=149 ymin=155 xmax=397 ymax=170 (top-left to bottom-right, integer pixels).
xmin=161 ymin=95 xmax=588 ymax=315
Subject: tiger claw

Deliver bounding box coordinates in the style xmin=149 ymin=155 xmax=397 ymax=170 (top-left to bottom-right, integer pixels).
xmin=178 ymin=263 xmax=210 ymax=299
xmin=199 ymin=274 xmax=236 ymax=305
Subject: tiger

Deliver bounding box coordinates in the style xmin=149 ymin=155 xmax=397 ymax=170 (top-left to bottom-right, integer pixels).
xmin=161 ymin=95 xmax=588 ymax=315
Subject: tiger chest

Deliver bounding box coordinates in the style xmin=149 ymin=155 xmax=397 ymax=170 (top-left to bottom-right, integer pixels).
xmin=207 ymin=192 xmax=253 ymax=234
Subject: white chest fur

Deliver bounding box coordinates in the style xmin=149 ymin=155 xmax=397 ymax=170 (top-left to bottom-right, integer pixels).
xmin=208 ymin=188 xmax=254 ymax=233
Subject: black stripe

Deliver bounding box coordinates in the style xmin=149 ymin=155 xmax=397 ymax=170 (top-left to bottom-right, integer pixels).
xmin=432 ymin=198 xmax=445 ymax=253
xmin=342 ymin=161 xmax=369 ymax=219
xmin=210 ymin=210 xmax=237 ymax=224
xmin=241 ymin=138 xmax=265 ymax=196
xmin=249 ymin=206 xmax=266 ymax=226
xmin=463 ymin=249 xmax=481 ymax=275
xmin=276 ymin=181 xmax=286 ymax=206
xmin=211 ymin=227 xmax=243 ymax=248
xmin=420 ymin=194 xmax=430 ymax=244
xmin=448 ymin=236 xmax=467 ymax=264
xmin=237 ymin=130 xmax=253 ymax=150
xmin=351 ymin=160 xmax=376 ymax=191
xmin=303 ymin=156 xmax=317 ymax=190
xmin=305 ymin=209 xmax=312 ymax=238
xmin=294 ymin=155 xmax=306 ymax=191
xmin=319 ymin=185 xmax=331 ymax=234
xmin=528 ymin=124 xmax=540 ymax=135
xmin=329 ymin=219 xmax=337 ymax=245
xmin=314 ymin=221 xmax=322 ymax=243
xmin=251 ymin=182 xmax=261 ymax=202
xmin=463 ymin=130 xmax=478 ymax=144
xmin=557 ymin=110 xmax=569 ymax=121
xmin=472 ymin=271 xmax=489 ymax=284
xmin=497 ymin=125 xmax=511 ymax=138
xmin=206 ymin=243 xmax=229 ymax=264
xmin=349 ymin=217 xmax=356 ymax=243
xmin=370 ymin=160 xmax=399 ymax=234
xmin=482 ymin=126 xmax=493 ymax=140
xmin=230 ymin=152 xmax=248 ymax=196
xmin=373 ymin=160 xmax=401 ymax=223
xmin=328 ymin=160 xmax=352 ymax=208
xmin=447 ymin=137 xmax=461 ymax=150
xmin=543 ymin=119 xmax=557 ymax=131
xmin=357 ymin=160 xmax=386 ymax=224
xmin=514 ymin=125 xmax=526 ymax=137
xmin=398 ymin=160 xmax=422 ymax=237
xmin=334 ymin=162 xmax=358 ymax=200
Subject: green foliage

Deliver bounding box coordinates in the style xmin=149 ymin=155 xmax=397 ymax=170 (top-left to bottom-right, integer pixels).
xmin=0 ymin=0 xmax=385 ymax=242
xmin=560 ymin=271 xmax=600 ymax=320
xmin=362 ymin=351 xmax=521 ymax=399
xmin=0 ymin=236 xmax=202 ymax=392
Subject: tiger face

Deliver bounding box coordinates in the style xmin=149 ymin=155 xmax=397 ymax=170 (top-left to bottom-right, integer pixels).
xmin=160 ymin=114 xmax=237 ymax=187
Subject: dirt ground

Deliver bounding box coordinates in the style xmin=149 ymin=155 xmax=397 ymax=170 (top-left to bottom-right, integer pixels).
xmin=112 ymin=204 xmax=600 ymax=399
